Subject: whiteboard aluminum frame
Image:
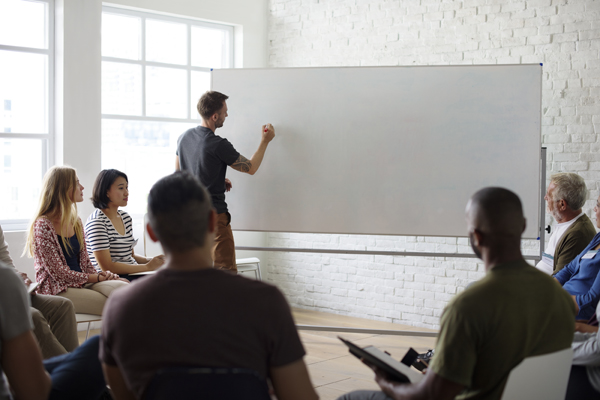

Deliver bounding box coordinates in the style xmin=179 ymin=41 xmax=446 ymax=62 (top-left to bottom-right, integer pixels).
xmin=213 ymin=64 xmax=543 ymax=239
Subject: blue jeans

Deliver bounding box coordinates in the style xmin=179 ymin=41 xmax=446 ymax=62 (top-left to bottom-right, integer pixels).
xmin=44 ymin=335 xmax=107 ymax=400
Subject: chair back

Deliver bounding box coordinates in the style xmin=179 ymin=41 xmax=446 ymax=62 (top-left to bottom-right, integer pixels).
xmin=143 ymin=367 xmax=271 ymax=400
xmin=500 ymin=347 xmax=572 ymax=400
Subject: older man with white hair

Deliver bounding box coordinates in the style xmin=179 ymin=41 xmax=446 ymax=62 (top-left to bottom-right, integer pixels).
xmin=537 ymin=172 xmax=597 ymax=276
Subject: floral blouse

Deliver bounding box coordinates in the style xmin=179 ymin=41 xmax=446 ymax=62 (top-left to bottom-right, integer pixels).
xmin=33 ymin=216 xmax=96 ymax=295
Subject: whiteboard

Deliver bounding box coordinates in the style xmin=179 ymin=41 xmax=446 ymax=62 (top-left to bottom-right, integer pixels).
xmin=212 ymin=65 xmax=542 ymax=238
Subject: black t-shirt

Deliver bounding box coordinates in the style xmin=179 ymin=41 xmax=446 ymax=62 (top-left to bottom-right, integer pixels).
xmin=176 ymin=126 xmax=240 ymax=213
xmin=57 ymin=234 xmax=82 ymax=272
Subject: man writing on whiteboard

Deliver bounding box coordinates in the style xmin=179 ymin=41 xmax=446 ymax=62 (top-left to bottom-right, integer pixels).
xmin=175 ymin=91 xmax=275 ymax=273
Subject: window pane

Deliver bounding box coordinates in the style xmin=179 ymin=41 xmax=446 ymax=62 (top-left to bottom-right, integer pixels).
xmin=146 ymin=67 xmax=187 ymax=118
xmin=102 ymin=12 xmax=141 ymax=60
xmin=0 ymin=50 xmax=47 ymax=133
xmin=191 ymin=26 xmax=229 ymax=68
xmin=191 ymin=71 xmax=211 ymax=119
xmin=146 ymin=19 xmax=186 ymax=65
xmin=0 ymin=0 xmax=47 ymax=49
xmin=102 ymin=61 xmax=142 ymax=115
xmin=0 ymin=139 xmax=43 ymax=220
xmin=101 ymin=119 xmax=190 ymax=215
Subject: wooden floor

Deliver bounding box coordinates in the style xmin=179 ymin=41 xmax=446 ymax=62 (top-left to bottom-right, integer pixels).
xmin=79 ymin=308 xmax=437 ymax=400
xmin=293 ymin=309 xmax=437 ymax=399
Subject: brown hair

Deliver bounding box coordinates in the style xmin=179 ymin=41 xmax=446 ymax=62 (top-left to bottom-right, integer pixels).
xmin=197 ymin=91 xmax=228 ymax=120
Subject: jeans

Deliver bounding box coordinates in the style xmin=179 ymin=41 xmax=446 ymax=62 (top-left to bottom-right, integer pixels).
xmin=44 ymin=335 xmax=107 ymax=400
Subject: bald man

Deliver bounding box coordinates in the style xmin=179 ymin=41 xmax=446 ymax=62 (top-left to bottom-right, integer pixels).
xmin=339 ymin=187 xmax=576 ymax=400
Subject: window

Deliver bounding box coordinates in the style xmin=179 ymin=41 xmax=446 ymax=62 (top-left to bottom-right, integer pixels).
xmin=0 ymin=0 xmax=53 ymax=228
xmin=101 ymin=7 xmax=233 ymax=216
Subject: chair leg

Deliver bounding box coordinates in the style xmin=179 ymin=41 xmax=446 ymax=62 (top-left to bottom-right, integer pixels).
xmin=86 ymin=322 xmax=91 ymax=340
xmin=256 ymin=262 xmax=262 ymax=281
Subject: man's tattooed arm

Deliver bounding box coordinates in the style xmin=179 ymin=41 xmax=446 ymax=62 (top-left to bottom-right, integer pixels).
xmin=230 ymin=155 xmax=252 ymax=173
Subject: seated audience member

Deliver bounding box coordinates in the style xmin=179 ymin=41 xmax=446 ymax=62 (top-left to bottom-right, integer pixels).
xmin=100 ymin=172 xmax=318 ymax=400
xmin=338 ymin=187 xmax=575 ymax=400
xmin=85 ymin=169 xmax=164 ymax=280
xmin=1 ymin=224 xmax=78 ymax=359
xmin=554 ymin=194 xmax=600 ymax=321
xmin=0 ymin=262 xmax=107 ymax=400
xmin=566 ymin=302 xmax=600 ymax=399
xmin=536 ymin=173 xmax=596 ymax=275
xmin=25 ymin=166 xmax=128 ymax=315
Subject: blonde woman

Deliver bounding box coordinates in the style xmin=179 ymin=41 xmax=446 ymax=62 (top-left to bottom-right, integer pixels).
xmin=24 ymin=166 xmax=128 ymax=315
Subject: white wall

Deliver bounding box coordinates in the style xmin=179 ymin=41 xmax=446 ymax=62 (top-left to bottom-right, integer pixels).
xmin=265 ymin=0 xmax=600 ymax=329
xmin=5 ymin=0 xmax=269 ymax=273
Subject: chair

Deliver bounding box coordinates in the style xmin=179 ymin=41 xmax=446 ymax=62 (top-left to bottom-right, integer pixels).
xmin=237 ymin=257 xmax=262 ymax=280
xmin=143 ymin=367 xmax=270 ymax=400
xmin=75 ymin=313 xmax=102 ymax=340
xmin=500 ymin=347 xmax=572 ymax=400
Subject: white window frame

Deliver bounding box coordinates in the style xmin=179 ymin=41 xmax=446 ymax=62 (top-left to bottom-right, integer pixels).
xmin=0 ymin=0 xmax=55 ymax=231
xmin=101 ymin=5 xmax=235 ymax=124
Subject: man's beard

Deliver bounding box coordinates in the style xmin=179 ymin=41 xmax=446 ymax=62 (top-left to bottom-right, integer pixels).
xmin=469 ymin=232 xmax=482 ymax=260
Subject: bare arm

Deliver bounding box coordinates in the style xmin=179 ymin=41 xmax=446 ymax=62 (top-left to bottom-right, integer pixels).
xmin=175 ymin=156 xmax=180 ymax=171
xmin=102 ymin=364 xmax=136 ymax=400
xmin=230 ymin=124 xmax=275 ymax=175
xmin=270 ymin=358 xmax=319 ymax=400
xmin=93 ymin=249 xmax=162 ymax=275
xmin=373 ymin=367 xmax=464 ymax=400
xmin=2 ymin=330 xmax=52 ymax=400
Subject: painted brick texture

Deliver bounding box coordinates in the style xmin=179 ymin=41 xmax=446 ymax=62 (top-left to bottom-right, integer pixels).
xmin=265 ymin=0 xmax=600 ymax=329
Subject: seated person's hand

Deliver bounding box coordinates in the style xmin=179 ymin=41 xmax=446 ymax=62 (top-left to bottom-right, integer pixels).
xmin=19 ymin=272 xmax=33 ymax=287
xmin=575 ymin=322 xmax=599 ymax=333
xmin=147 ymin=255 xmax=165 ymax=271
xmin=100 ymin=271 xmax=122 ymax=281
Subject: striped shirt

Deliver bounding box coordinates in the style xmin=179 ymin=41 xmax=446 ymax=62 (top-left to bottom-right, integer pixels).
xmin=85 ymin=209 xmax=137 ymax=271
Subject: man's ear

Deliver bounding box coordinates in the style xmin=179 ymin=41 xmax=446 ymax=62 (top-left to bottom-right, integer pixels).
xmin=558 ymin=199 xmax=567 ymax=211
xmin=210 ymin=112 xmax=219 ymax=122
xmin=207 ymin=208 xmax=217 ymax=234
xmin=146 ymin=222 xmax=159 ymax=243
xmin=472 ymin=229 xmax=484 ymax=246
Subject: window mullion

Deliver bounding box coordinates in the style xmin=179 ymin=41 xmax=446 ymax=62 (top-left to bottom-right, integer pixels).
xmin=141 ymin=16 xmax=146 ymax=117
xmin=187 ymin=23 xmax=192 ymax=120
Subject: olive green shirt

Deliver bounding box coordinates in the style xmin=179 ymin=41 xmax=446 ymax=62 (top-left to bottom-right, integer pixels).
xmin=430 ymin=260 xmax=575 ymax=400
xmin=553 ymin=213 xmax=597 ymax=275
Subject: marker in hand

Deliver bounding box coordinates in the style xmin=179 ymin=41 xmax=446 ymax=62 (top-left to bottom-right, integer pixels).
xmin=264 ymin=123 xmax=270 ymax=132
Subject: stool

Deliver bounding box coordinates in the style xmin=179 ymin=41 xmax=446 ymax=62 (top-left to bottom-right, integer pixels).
xmin=236 ymin=257 xmax=261 ymax=280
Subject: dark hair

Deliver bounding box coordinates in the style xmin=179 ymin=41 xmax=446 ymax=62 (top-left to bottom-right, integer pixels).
xmin=91 ymin=169 xmax=128 ymax=209
xmin=147 ymin=171 xmax=213 ymax=252
xmin=197 ymin=91 xmax=228 ymax=120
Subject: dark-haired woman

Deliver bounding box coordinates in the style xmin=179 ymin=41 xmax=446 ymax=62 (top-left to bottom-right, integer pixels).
xmin=85 ymin=169 xmax=164 ymax=280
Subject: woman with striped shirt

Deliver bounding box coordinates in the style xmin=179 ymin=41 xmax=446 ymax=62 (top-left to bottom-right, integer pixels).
xmin=85 ymin=169 xmax=164 ymax=280
xmin=24 ymin=166 xmax=128 ymax=315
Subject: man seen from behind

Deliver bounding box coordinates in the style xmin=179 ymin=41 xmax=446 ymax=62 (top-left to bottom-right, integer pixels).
xmin=176 ymin=91 xmax=275 ymax=273
xmin=338 ymin=187 xmax=576 ymax=400
xmin=100 ymin=172 xmax=318 ymax=400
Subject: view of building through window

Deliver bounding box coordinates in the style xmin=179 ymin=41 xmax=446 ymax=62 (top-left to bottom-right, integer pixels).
xmin=101 ymin=6 xmax=233 ymax=217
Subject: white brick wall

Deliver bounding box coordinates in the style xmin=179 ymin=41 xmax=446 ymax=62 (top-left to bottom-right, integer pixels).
xmin=265 ymin=0 xmax=600 ymax=329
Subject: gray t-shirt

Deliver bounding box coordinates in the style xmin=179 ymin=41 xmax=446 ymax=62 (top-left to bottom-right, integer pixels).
xmin=0 ymin=263 xmax=34 ymax=400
